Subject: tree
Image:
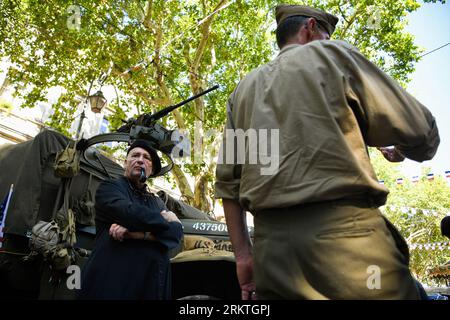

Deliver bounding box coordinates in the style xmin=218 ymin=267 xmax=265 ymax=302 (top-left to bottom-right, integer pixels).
xmin=0 ymin=0 xmax=446 ymax=214
xmin=370 ymin=148 xmax=450 ymax=284
xmin=0 ymin=98 xmax=13 ymax=112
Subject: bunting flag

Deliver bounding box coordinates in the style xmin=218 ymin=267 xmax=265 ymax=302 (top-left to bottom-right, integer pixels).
xmin=409 ymin=242 xmax=450 ymax=251
xmin=0 ymin=184 xmax=14 ymax=251
xmin=381 ymin=205 xmax=448 ymax=218
xmin=376 ymin=170 xmax=450 ymax=185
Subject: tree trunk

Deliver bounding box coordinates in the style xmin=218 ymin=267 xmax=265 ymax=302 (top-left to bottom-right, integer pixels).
xmin=194 ymin=174 xmax=212 ymax=213
xmin=171 ymin=163 xmax=195 ymax=204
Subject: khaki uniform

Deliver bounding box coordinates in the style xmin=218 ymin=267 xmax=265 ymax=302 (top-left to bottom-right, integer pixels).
xmin=215 ymin=40 xmax=439 ymax=299
xmin=215 ymin=41 xmax=439 ymax=211
xmin=253 ymin=200 xmax=422 ymax=299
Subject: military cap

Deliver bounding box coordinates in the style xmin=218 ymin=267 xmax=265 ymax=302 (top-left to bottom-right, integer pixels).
xmin=127 ymin=139 xmax=162 ymax=176
xmin=275 ymin=4 xmax=339 ymax=36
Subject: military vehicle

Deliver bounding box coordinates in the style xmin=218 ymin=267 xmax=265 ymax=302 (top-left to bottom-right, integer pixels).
xmin=0 ymin=127 xmax=248 ymax=300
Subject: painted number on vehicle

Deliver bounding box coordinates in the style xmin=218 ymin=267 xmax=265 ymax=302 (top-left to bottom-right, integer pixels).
xmin=192 ymin=222 xmax=228 ymax=232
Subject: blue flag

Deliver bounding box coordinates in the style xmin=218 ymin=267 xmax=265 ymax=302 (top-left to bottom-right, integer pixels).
xmin=0 ymin=185 xmax=13 ymax=249
xmin=0 ymin=195 xmax=8 ymax=225
xmin=0 ymin=184 xmax=14 ymax=228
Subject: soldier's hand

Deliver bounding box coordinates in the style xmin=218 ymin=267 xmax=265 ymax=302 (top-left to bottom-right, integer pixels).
xmin=236 ymin=256 xmax=257 ymax=300
xmin=377 ymin=146 xmax=405 ymax=163
xmin=109 ymin=223 xmax=129 ymax=241
xmin=161 ymin=210 xmax=181 ymax=224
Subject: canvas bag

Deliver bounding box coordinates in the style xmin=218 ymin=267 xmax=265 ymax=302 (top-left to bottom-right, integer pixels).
xmin=54 ymin=140 xmax=80 ymax=178
xmin=27 ymin=180 xmax=77 ymax=270
xmin=73 ymin=173 xmax=95 ymax=226
xmin=29 ymin=220 xmax=60 ymax=258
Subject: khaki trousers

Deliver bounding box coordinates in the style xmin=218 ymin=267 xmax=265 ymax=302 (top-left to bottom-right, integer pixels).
xmin=253 ymin=200 xmax=421 ymax=300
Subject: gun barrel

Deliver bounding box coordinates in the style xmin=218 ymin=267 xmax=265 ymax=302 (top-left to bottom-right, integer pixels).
xmin=146 ymin=85 xmax=219 ymax=123
xmin=171 ymin=85 xmax=219 ymax=110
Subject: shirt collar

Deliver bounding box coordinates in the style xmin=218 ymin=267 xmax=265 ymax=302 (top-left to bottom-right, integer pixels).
xmin=278 ymin=44 xmax=302 ymax=56
xmin=124 ymin=176 xmax=148 ymax=195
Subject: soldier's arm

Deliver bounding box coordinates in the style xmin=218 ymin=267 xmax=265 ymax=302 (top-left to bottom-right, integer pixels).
xmin=223 ymin=199 xmax=256 ymax=300
xmin=215 ymin=93 xmax=256 ymax=299
xmin=343 ymin=45 xmax=439 ymax=162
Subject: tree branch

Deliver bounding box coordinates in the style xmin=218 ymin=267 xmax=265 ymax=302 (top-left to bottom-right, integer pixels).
xmin=171 ymin=163 xmax=194 ymax=203
xmin=194 ymin=174 xmax=211 ymax=212
xmin=340 ymin=5 xmax=362 ymax=39
xmin=337 ymin=1 xmax=350 ymax=25
xmin=193 ymin=0 xmax=227 ymax=71
xmin=406 ymin=228 xmax=427 ymax=243
xmin=142 ymin=0 xmax=153 ymax=30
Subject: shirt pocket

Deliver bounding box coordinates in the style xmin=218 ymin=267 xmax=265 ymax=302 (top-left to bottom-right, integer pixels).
xmin=316 ymin=227 xmax=374 ymax=240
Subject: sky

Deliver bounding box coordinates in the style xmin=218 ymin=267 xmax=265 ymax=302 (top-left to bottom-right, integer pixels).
xmin=401 ymin=0 xmax=450 ymax=179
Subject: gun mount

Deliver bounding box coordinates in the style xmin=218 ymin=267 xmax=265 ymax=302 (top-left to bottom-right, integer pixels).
xmin=79 ymin=85 xmax=219 ymax=177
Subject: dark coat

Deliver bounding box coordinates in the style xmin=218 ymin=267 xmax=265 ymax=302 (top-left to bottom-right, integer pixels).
xmin=78 ymin=176 xmax=183 ymax=300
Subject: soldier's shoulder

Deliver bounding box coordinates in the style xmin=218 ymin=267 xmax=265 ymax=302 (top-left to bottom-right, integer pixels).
xmin=313 ymin=39 xmax=358 ymax=53
xmin=231 ymin=67 xmax=261 ymax=95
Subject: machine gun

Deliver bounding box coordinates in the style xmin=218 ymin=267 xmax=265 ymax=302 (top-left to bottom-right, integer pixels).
xmin=79 ymin=85 xmax=219 ymax=177
xmin=117 ymin=85 xmax=219 ymax=155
